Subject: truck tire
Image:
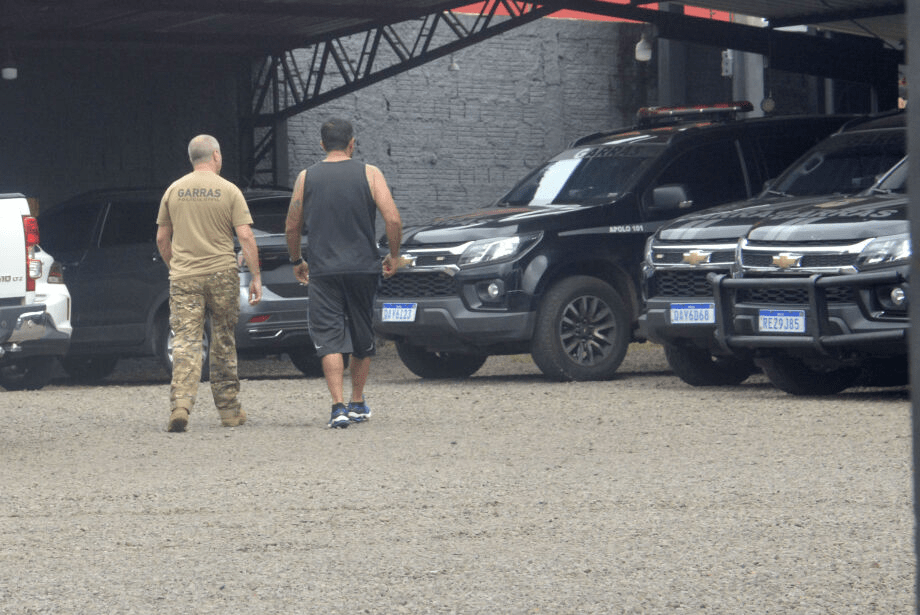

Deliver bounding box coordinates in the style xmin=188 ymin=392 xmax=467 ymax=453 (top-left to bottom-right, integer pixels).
xmin=531 ymin=276 xmax=630 ymax=381
xmin=60 ymin=354 xmax=119 ymax=382
xmin=663 ymin=343 xmax=756 ymax=386
xmin=0 ymin=356 xmax=56 ymax=391
xmin=156 ymin=312 xmax=210 ymax=381
xmin=288 ymin=347 xmax=349 ymax=377
xmin=395 ymin=340 xmax=487 ymax=379
xmin=757 ymin=356 xmax=859 ymax=396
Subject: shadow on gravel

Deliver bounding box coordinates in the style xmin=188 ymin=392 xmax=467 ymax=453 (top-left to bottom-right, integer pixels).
xmin=833 ymin=386 xmax=910 ymax=401
xmin=240 ymin=373 xmax=315 ymax=382
xmin=616 ymin=368 xmax=677 ymax=378
xmin=438 ymin=373 xmax=552 ymax=384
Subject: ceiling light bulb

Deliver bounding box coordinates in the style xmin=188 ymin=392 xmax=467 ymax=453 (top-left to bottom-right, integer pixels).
xmin=635 ymin=34 xmax=652 ymax=62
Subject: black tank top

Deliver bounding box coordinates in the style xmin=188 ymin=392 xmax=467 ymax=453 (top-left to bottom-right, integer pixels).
xmin=303 ymin=159 xmax=379 ymax=275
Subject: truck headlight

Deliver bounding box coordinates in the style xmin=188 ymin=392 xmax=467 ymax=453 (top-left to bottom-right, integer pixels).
xmin=458 ymin=232 xmax=542 ymax=267
xmin=643 ymin=235 xmax=656 ymax=267
xmin=856 ymin=233 xmax=911 ymax=270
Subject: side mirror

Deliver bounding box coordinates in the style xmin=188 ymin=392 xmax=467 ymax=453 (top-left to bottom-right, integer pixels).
xmin=650 ymin=184 xmax=693 ymax=213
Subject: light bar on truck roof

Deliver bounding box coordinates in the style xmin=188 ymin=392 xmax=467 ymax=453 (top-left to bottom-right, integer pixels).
xmin=636 ymin=101 xmax=754 ymax=126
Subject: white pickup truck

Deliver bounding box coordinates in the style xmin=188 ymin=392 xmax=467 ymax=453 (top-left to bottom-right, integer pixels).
xmin=0 ymin=193 xmax=71 ymax=390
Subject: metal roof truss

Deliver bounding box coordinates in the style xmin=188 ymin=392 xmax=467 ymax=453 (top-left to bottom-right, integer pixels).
xmin=243 ymin=0 xmax=904 ymax=185
xmin=244 ymin=0 xmax=556 ymax=185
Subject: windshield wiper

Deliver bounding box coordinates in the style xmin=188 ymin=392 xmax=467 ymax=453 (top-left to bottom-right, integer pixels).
xmin=763 ymin=189 xmax=791 ymax=198
xmin=867 ymin=186 xmax=900 ymax=195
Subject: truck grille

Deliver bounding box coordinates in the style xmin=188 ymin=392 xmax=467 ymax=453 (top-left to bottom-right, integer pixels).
xmin=653 ymin=271 xmax=715 ymax=297
xmin=412 ymin=253 xmax=461 ymax=267
xmin=742 ymin=252 xmax=858 ymax=269
xmin=652 ymin=250 xmax=735 ymax=265
xmin=738 ymin=285 xmax=856 ymax=304
xmin=378 ymin=272 xmax=456 ymax=298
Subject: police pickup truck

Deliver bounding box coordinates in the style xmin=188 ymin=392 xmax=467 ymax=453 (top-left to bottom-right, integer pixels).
xmin=0 ymin=194 xmax=71 ymax=390
xmin=374 ymin=103 xmax=852 ymax=380
xmin=639 ymin=112 xmax=905 ymax=386
xmin=709 ymin=157 xmax=909 ymax=395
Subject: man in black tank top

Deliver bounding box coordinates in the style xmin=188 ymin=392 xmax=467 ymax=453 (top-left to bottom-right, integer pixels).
xmin=285 ymin=118 xmax=404 ymax=428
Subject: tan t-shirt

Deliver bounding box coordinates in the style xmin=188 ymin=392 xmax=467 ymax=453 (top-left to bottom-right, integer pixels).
xmin=157 ymin=170 xmax=253 ymax=279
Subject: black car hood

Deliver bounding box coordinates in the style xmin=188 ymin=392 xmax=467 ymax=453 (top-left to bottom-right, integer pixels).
xmin=655 ymin=195 xmax=852 ymax=243
xmin=746 ymin=193 xmax=908 ymax=243
xmin=401 ymin=204 xmax=582 ymax=245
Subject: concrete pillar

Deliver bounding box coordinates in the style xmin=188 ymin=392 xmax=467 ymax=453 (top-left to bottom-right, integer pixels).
xmin=730 ymin=15 xmax=766 ymax=117
xmin=656 ymin=3 xmax=686 ymax=106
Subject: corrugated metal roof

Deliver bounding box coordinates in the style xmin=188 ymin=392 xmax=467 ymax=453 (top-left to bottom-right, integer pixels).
xmin=3 ymin=1 xmax=475 ymax=53
xmin=675 ymin=0 xmax=904 ymax=44
xmin=1 ymin=1 xmax=905 ymax=53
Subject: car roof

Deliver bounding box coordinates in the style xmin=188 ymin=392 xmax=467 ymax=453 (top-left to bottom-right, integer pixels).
xmin=839 ymin=111 xmax=907 ymax=132
xmin=569 ymin=104 xmax=853 ymax=149
xmin=47 ymin=186 xmax=291 ymax=211
xmin=833 ymin=110 xmax=905 ymax=133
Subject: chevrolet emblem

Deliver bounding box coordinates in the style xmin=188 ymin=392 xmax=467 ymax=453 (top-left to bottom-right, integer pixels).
xmin=772 ymin=252 xmax=803 ymax=269
xmin=682 ymin=250 xmax=711 ymax=266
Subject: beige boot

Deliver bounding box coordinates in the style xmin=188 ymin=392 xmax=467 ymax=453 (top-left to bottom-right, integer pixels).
xmin=219 ymin=408 xmax=247 ymax=427
xmin=167 ymin=408 xmax=189 ymax=432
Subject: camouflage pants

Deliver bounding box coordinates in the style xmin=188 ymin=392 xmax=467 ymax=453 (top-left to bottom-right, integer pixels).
xmin=169 ymin=268 xmax=240 ymax=415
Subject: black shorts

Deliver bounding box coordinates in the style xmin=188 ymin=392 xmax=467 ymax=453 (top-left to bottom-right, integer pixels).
xmin=307 ymin=273 xmax=378 ymax=358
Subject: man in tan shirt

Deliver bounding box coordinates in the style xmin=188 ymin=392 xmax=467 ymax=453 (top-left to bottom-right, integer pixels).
xmin=156 ymin=134 xmax=262 ymax=432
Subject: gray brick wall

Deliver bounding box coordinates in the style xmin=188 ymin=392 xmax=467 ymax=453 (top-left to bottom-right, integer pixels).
xmin=2 ymin=15 xmax=798 ymax=218
xmin=286 ymin=18 xmax=657 ymax=226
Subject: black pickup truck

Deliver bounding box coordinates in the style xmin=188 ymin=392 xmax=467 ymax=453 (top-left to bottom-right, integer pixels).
xmin=374 ymin=103 xmax=852 ymax=380
xmin=709 ymin=158 xmax=908 ymax=395
xmin=639 ymin=112 xmax=905 ymax=386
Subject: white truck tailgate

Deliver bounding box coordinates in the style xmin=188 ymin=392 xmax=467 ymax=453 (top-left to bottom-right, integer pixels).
xmin=0 ymin=197 xmax=29 ymax=302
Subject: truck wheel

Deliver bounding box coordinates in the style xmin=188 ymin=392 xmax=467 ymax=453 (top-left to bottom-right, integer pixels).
xmin=757 ymin=356 xmax=859 ymax=396
xmin=395 ymin=340 xmax=487 ymax=379
xmin=156 ymin=312 xmax=210 ymax=381
xmin=60 ymin=355 xmax=119 ymax=382
xmin=531 ymin=276 xmax=630 ymax=381
xmin=0 ymin=356 xmax=56 ymax=391
xmin=289 ymin=347 xmax=349 ymax=377
xmin=663 ymin=343 xmax=756 ymax=386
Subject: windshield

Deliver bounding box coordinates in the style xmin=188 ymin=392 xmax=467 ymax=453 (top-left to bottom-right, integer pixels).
xmin=870 ymin=157 xmax=907 ymax=194
xmin=768 ymin=131 xmax=904 ymax=197
xmin=497 ymin=143 xmax=663 ymax=207
xmin=248 ymin=197 xmax=291 ymax=234
xmin=40 ymin=201 xmax=104 ymax=253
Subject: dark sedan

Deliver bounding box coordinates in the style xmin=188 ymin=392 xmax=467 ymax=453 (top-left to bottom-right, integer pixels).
xmin=39 ymin=187 xmax=321 ymax=381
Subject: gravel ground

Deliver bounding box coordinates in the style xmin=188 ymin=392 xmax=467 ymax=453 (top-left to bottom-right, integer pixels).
xmin=0 ymin=342 xmax=913 ymax=614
